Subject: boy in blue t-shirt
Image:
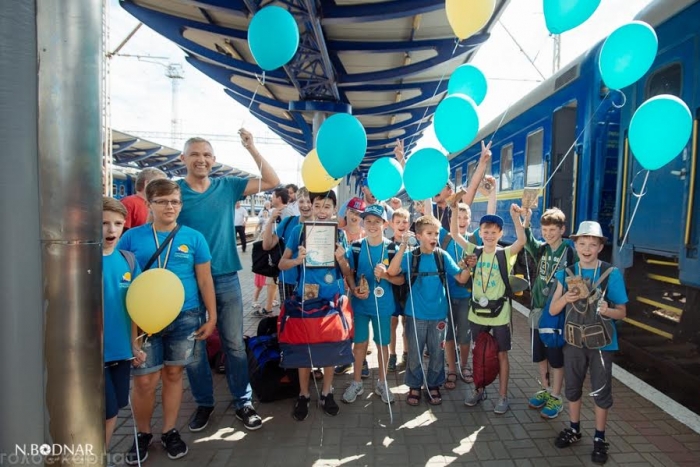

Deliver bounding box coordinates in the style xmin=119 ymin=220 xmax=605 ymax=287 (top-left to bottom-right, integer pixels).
xmin=279 ymin=190 xmax=350 ymax=420
xmin=102 ymin=197 xmax=142 ymax=455
xmin=388 ymin=216 xmax=471 ymax=406
xmin=341 ymin=204 xmax=405 ymax=405
xmin=548 ymin=221 xmax=628 ymax=465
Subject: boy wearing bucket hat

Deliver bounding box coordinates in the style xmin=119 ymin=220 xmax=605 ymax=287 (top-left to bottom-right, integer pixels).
xmin=548 ymin=221 xmax=628 ymax=465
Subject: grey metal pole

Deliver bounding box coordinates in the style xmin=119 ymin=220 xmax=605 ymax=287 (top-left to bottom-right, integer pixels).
xmin=37 ymin=0 xmax=105 ymax=464
xmin=0 ymin=0 xmax=44 ymax=455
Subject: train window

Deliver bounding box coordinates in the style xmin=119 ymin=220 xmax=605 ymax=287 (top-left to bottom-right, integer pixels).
xmin=500 ymin=144 xmax=513 ymax=190
xmin=112 ymin=184 xmax=117 ymax=196
xmin=467 ymin=161 xmax=477 ymax=184
xmin=455 ymin=166 xmax=463 ymax=187
xmin=119 ymin=185 xmax=126 ymax=196
xmin=646 ymin=63 xmax=681 ymax=99
xmin=525 ymin=129 xmax=544 ymax=186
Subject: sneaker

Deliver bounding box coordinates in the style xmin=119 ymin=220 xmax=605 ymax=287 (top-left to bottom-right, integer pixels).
xmin=528 ymin=389 xmax=550 ymax=409
xmin=387 ymin=354 xmax=397 ymax=372
xmin=293 ymin=395 xmax=310 ymax=421
xmin=188 ymin=406 xmax=214 ymax=432
xmin=235 ymin=405 xmax=263 ymax=431
xmin=252 ymin=302 xmax=261 ymax=309
xmin=541 ymin=395 xmax=563 ymax=419
xmin=464 ymin=388 xmax=486 ymax=407
xmin=591 ymin=437 xmax=609 ymax=464
xmin=555 ymin=428 xmax=582 ymax=448
xmin=161 ymin=429 xmax=188 ymax=460
xmin=361 ymin=359 xmax=370 ymax=379
xmin=320 ymin=392 xmax=340 ymax=416
xmin=342 ymin=381 xmax=364 ymax=403
xmin=125 ymin=432 xmax=153 ymax=465
xmin=494 ymin=396 xmax=510 ymax=414
xmin=375 ymin=380 xmax=395 ymax=404
xmin=334 ymin=363 xmax=352 ymax=375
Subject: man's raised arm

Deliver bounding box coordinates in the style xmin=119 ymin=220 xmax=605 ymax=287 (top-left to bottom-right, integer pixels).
xmin=241 ymin=128 xmax=280 ymax=195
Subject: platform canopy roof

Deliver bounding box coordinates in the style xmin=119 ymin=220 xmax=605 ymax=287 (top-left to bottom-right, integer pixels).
xmin=120 ymin=0 xmax=510 ymax=174
xmin=112 ymin=129 xmax=256 ymax=178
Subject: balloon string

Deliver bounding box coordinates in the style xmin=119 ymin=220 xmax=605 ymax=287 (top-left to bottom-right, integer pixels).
xmin=404 ymin=40 xmax=462 ymax=155
xmin=241 ymin=71 xmax=265 ymax=130
xmin=542 ymin=92 xmax=612 ymax=189
xmin=619 ymin=169 xmax=650 ymax=250
xmin=372 ymin=270 xmax=394 ymax=424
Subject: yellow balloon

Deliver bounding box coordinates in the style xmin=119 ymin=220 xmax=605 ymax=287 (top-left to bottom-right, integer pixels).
xmin=126 ymin=268 xmax=185 ymax=335
xmin=302 ymin=148 xmax=342 ymax=192
xmin=445 ymin=0 xmax=496 ymax=40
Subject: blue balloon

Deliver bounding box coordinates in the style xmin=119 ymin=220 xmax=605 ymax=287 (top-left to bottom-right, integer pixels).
xmin=403 ymin=148 xmax=449 ymax=201
xmin=544 ymin=0 xmax=601 ymax=34
xmin=434 ymin=94 xmax=479 ymax=154
xmin=316 ymin=113 xmax=367 ymax=179
xmin=448 ymin=64 xmax=488 ymax=105
xmin=368 ymin=158 xmax=403 ymax=201
xmin=629 ymin=95 xmax=692 ymax=171
xmin=599 ymin=21 xmax=658 ymax=90
xmin=248 ymin=6 xmax=299 ymax=71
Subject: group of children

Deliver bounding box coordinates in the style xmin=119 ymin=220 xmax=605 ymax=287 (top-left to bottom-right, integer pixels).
xmin=102 ymin=150 xmax=627 ymax=466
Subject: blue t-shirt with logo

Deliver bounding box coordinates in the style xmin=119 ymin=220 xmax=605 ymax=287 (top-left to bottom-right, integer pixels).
xmin=348 ymin=238 xmax=396 ymax=317
xmin=275 ymin=215 xmax=300 ymax=286
xmin=399 ymin=250 xmax=461 ymax=320
xmin=439 ymin=228 xmax=482 ymax=299
xmin=555 ymin=263 xmax=628 ymax=351
xmin=119 ymin=224 xmax=212 ymax=311
xmin=285 ymin=223 xmax=348 ymax=300
xmin=103 ymin=251 xmax=142 ymax=362
xmin=177 ymin=177 xmax=247 ymax=276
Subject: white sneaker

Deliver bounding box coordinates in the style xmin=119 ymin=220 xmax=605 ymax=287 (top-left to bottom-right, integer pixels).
xmin=375 ymin=380 xmax=395 ymax=404
xmin=494 ymin=396 xmax=510 ymax=414
xmin=252 ymin=302 xmax=261 ymax=309
xmin=342 ymin=381 xmax=364 ymax=404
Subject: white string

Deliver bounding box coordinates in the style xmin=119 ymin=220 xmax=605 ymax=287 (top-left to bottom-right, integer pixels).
xmin=619 ymin=170 xmax=650 ymax=250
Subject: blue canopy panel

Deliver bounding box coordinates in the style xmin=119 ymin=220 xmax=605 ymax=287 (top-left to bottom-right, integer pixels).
xmin=111 ymin=129 xmax=255 ymax=179
xmin=120 ymin=0 xmax=510 ymax=177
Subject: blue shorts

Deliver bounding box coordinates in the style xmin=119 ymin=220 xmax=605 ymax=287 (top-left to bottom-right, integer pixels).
xmin=105 ymin=360 xmax=131 ymax=419
xmin=132 ymin=308 xmax=201 ymax=376
xmin=392 ymin=301 xmax=405 ymax=317
xmin=353 ymin=313 xmax=391 ymax=346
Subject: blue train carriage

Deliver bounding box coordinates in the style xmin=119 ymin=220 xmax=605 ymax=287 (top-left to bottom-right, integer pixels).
xmin=613 ymin=0 xmax=700 ymax=344
xmin=111 ymin=169 xmax=135 ymax=200
xmin=449 ymin=42 xmax=621 ymax=248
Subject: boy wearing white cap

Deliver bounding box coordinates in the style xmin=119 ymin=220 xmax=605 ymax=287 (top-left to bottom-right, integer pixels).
xmin=548 ymin=221 xmax=628 ymax=465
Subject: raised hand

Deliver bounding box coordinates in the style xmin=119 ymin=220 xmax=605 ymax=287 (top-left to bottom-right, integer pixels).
xmin=239 ymin=128 xmax=255 ymax=149
xmin=479 ymin=140 xmax=492 ymax=163
xmin=393 ymin=139 xmax=405 ymax=164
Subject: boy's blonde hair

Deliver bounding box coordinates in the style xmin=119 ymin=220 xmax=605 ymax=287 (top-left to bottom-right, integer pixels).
xmin=541 ymin=207 xmax=566 ymax=227
xmin=392 ymin=208 xmax=410 ymax=221
xmin=103 ymin=196 xmax=127 ymax=218
xmin=414 ymin=215 xmax=441 ymax=234
xmin=457 ymin=203 xmax=471 ymax=215
xmin=297 ymin=187 xmax=310 ymax=200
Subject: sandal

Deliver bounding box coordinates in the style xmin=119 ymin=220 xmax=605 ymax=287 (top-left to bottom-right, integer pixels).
xmin=407 ymin=388 xmax=421 ymax=406
xmin=460 ymin=366 xmax=473 ymax=384
xmin=445 ymin=372 xmax=458 ymax=390
xmin=427 ymin=386 xmax=442 ymax=405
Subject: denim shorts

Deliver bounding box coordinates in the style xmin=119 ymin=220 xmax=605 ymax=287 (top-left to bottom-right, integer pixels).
xmin=354 ymin=313 xmax=391 ymax=346
xmin=132 ymin=307 xmax=202 ymax=376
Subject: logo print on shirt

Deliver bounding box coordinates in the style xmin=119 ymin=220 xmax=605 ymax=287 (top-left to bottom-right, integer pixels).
xmin=177 ymin=245 xmax=189 ymax=253
xmin=121 ymin=272 xmax=131 ymax=283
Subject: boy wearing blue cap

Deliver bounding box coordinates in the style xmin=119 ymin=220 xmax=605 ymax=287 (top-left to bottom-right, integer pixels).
xmin=451 ymin=205 xmax=526 ymax=414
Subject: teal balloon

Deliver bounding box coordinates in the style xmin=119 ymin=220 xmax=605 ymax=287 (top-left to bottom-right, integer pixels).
xmin=368 ymin=158 xmax=403 ymax=201
xmin=599 ymin=21 xmax=658 ymax=90
xmin=544 ymin=0 xmax=601 ymax=34
xmin=248 ymin=6 xmax=299 ymax=71
xmin=403 ymin=148 xmax=449 ymax=200
xmin=434 ymin=94 xmax=479 ymax=154
xmin=629 ymin=95 xmax=692 ymax=171
xmin=448 ymin=64 xmax=488 ymax=105
xmin=316 ymin=113 xmax=367 ymax=179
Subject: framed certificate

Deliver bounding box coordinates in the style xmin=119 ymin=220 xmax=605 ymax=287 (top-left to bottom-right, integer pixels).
xmin=302 ymin=222 xmax=338 ymax=268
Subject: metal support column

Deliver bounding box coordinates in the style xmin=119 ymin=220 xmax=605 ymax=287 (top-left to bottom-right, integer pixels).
xmin=38 ymin=0 xmax=105 ymax=463
xmin=311 ymin=111 xmax=326 ymax=144
xmin=0 ymin=0 xmax=44 ymax=455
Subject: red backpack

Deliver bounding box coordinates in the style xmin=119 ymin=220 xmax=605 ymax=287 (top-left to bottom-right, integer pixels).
xmin=472 ymin=331 xmax=500 ymax=389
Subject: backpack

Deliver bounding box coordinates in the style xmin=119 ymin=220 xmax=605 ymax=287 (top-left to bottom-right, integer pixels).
xmin=528 ymin=242 xmax=576 ymax=328
xmin=472 ymin=331 xmax=500 ymax=389
xmin=350 ymin=239 xmax=402 ymax=302
xmin=206 ymin=329 xmax=226 ymax=374
xmin=245 ymin=320 xmax=300 ymax=402
xmin=251 ymin=216 xmax=293 ymax=278
xmin=563 ymin=262 xmax=616 ymax=349
xmin=119 ymin=249 xmax=137 ymax=276
xmin=470 ymin=248 xmax=513 ymax=318
xmin=538 ymin=298 xmax=566 ymax=348
xmin=440 ymin=232 xmax=477 ymax=291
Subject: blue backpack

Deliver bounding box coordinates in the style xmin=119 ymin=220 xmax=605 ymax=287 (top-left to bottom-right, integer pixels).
xmin=538 ymin=297 xmax=565 ymax=348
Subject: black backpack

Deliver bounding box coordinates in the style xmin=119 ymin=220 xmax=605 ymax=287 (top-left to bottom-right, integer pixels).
xmin=470 ymin=247 xmax=513 ymax=318
xmin=407 ymin=248 xmax=449 ymax=302
xmin=251 ymin=216 xmax=294 ymax=278
xmin=350 ymin=238 xmax=403 ymax=303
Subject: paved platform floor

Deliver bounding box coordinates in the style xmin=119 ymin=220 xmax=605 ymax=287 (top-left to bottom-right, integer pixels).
xmin=111 ymin=249 xmax=700 ymax=467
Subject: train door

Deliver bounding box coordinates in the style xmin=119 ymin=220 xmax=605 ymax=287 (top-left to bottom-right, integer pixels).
xmin=624 ymin=40 xmax=694 ymax=254
xmin=548 ymin=104 xmax=577 ymax=232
